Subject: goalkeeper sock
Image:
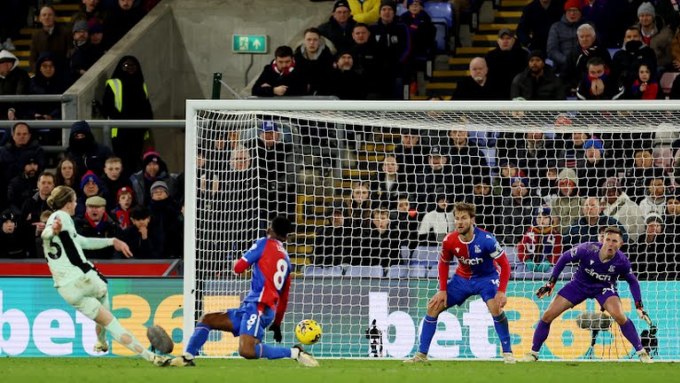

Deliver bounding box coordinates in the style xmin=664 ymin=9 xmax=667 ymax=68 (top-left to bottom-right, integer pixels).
xmin=254 ymin=343 xmax=292 ymax=359
xmin=492 ymin=312 xmax=512 ymax=353
xmin=185 ymin=322 xmax=211 ymax=356
xmin=620 ymin=319 xmax=644 ymax=352
xmin=105 ymin=317 xmax=154 ymax=362
xmin=531 ymin=320 xmax=551 ymax=353
xmin=418 ymin=315 xmax=438 ymax=355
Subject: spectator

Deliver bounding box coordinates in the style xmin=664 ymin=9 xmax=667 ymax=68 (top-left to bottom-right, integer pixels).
xmin=252 ymin=46 xmax=306 ymax=97
xmin=370 ymin=155 xmax=406 ymax=209
xmin=638 ymin=174 xmax=668 ymax=217
xmin=69 ymin=20 xmax=98 ymax=83
xmin=0 ymin=209 xmax=27 ymax=258
xmin=417 ymin=194 xmax=455 ymax=246
xmin=493 ymin=161 xmax=524 ymax=197
xmin=392 ymin=194 xmax=419 ymax=250
xmin=318 ymin=0 xmax=357 ymax=52
xmin=400 ymin=0 xmax=436 ymax=90
xmin=76 ymin=170 xmax=105 ymax=217
xmin=360 ymin=207 xmax=400 ymax=267
xmin=517 ymin=0 xmax=565 ymax=53
xmin=29 ymin=53 xmax=67 ymax=120
xmin=74 ymin=195 xmax=121 ymax=259
xmin=20 ymin=171 xmax=55 ymax=257
xmin=72 ymin=0 xmax=107 ymax=26
xmin=348 ymin=0 xmax=381 ymax=25
xmin=0 ymin=122 xmax=45 ymax=209
xmin=600 ymin=177 xmax=646 ymax=243
xmin=499 ymin=176 xmax=542 ymax=245
xmin=664 ymin=189 xmax=680 ymax=255
xmin=576 ymin=137 xmax=616 ymax=197
xmin=87 ymin=22 xmax=106 ymax=64
xmin=442 ymin=129 xmax=489 ymax=200
xmin=562 ymin=23 xmax=612 ymax=93
xmin=546 ymin=0 xmax=585 ymax=73
xmin=54 ymin=158 xmax=78 ymax=190
xmin=64 ymin=120 xmax=114 ymax=178
xmin=563 ymin=196 xmax=629 ymax=249
xmin=551 ymin=168 xmax=583 ymax=233
xmin=148 ymin=180 xmax=183 ymax=258
xmin=628 ymin=213 xmax=672 ymax=280
xmin=576 ymin=57 xmax=624 ymax=100
xmin=517 ymin=206 xmax=562 ymax=272
xmin=294 ymin=28 xmax=335 ymax=95
xmin=472 ymin=176 xmax=501 ymax=234
xmin=103 ymin=56 xmax=153 ymax=174
xmin=103 ymin=0 xmax=145 ymax=50
xmin=485 ymin=29 xmax=529 ymax=99
xmin=370 ymin=0 xmax=410 ymax=99
xmin=349 ymin=23 xmax=381 ymax=98
xmin=579 ymin=0 xmax=624 ymax=48
xmin=252 ymin=121 xmax=294 ymax=218
xmin=0 ymin=50 xmax=30 ymax=120
xmin=102 ymin=156 xmax=130 ymax=209
xmin=30 ymin=5 xmax=70 ymax=70
xmin=657 ymin=0 xmax=680 ymax=32
xmin=345 ymin=180 xmax=373 ymax=237
xmin=623 ymin=148 xmax=660 ymax=204
xmin=130 ymin=150 xmax=175 ymax=207
xmin=325 ymin=49 xmax=366 ymax=99
xmin=562 ymin=131 xmax=589 ymax=168
xmin=452 ymin=57 xmax=503 ymax=100
xmin=7 ymin=157 xmax=40 ymax=212
xmin=416 ymin=146 xmax=455 ymax=211
xmin=118 ymin=205 xmax=162 ymax=259
xmin=511 ymin=49 xmax=565 ymax=100
xmin=626 ymin=63 xmax=663 ymax=99
xmin=111 ymin=186 xmax=135 ymax=229
xmin=393 ymin=128 xmax=424 ymax=193
xmin=612 ymin=26 xmax=657 ymax=90
xmin=314 ymin=207 xmax=352 ymax=265
xmin=637 ymin=1 xmax=674 ymax=71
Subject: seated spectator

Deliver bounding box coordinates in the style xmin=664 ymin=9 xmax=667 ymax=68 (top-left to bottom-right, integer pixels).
xmin=517 ymin=206 xmax=562 ymax=272
xmin=576 ymin=137 xmax=616 ymax=197
xmin=638 ymin=174 xmax=668 ymax=217
xmin=7 ymin=157 xmax=40 ymax=212
xmin=87 ymin=22 xmax=106 ymax=64
xmin=102 ymin=156 xmax=130 ymax=209
xmin=349 ymin=23 xmax=381 ymax=98
xmin=20 ymin=171 xmax=55 ymax=257
xmin=517 ymin=131 xmax=563 ymax=189
xmin=69 ymin=20 xmax=99 ymax=83
xmin=360 ymin=207 xmax=400 ymax=267
xmin=117 ymin=205 xmax=162 ymax=259
xmin=76 ymin=170 xmax=105 ymax=217
xmin=29 ymin=53 xmax=67 ymax=120
xmin=148 ymin=180 xmax=183 ymax=258
xmin=626 ymin=63 xmax=663 ymax=99
xmin=318 ymin=0 xmax=357 ymax=52
xmin=392 ymin=194 xmax=419 ymax=250
xmin=111 ymin=186 xmax=134 ymax=229
xmin=562 ymin=23 xmax=612 ymax=93
xmin=325 ymin=49 xmax=367 ymax=99
xmin=345 ymin=181 xmax=373 ymax=236
xmin=252 ymin=121 xmax=295 ymax=217
xmin=417 ymin=194 xmax=455 ymax=246
xmin=623 ymin=148 xmax=659 ymax=203
xmin=0 ymin=209 xmax=27 ymax=258
xmin=416 ymin=146 xmax=454 ymax=211
xmin=511 ymin=50 xmax=565 ymax=100
xmin=599 ymin=177 xmax=645 ymax=243
xmin=103 ymin=0 xmax=145 ymax=50
xmin=472 ymin=176 xmax=501 ymax=234
xmin=30 ymin=5 xmax=70 ymax=70
xmin=576 ymin=57 xmax=625 ymax=100
xmin=551 ymin=168 xmax=583 ymax=234
xmin=314 ymin=207 xmax=352 ymax=265
xmin=55 ymin=157 xmax=79 ymax=189
xmin=370 ymin=0 xmax=410 ymax=99
xmin=452 ymin=57 xmax=503 ymax=100
xmin=612 ymin=26 xmax=657 ymax=90
xmin=0 ymin=50 xmax=30 ymax=120
xmin=637 ymin=2 xmax=674 ymax=72
xmin=547 ymin=0 xmax=585 ymax=73
xmin=348 ymin=0 xmax=381 ymax=25
xmin=443 ymin=129 xmax=489 ymax=200
xmin=563 ymin=196 xmax=629 ymax=249
xmin=499 ymin=177 xmax=541 ymax=245
xmin=628 ymin=213 xmax=671 ymax=280
xmin=65 ymin=120 xmax=114 ymax=178
xmin=0 ymin=122 xmax=45 ymax=208
xmin=72 ymin=0 xmax=107 ymax=26
xmin=252 ymin=45 xmax=306 ymax=97
xmin=392 ymin=128 xmax=424 ymax=194
xmin=130 ymin=150 xmax=175 ymax=207
xmin=370 ymin=154 xmax=406 ymax=209
xmin=294 ymin=28 xmax=335 ymax=95
xmin=517 ymin=0 xmax=565 ymax=53
xmin=492 ymin=161 xmax=524 ymax=197
xmin=74 ymin=195 xmax=121 ymax=259
xmin=485 ymin=29 xmax=529 ymax=99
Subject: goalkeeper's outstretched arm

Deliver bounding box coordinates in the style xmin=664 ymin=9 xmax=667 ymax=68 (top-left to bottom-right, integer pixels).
xmin=536 ymin=246 xmax=580 ymax=298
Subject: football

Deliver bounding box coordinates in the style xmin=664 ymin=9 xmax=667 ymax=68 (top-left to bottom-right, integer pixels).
xmin=295 ymin=319 xmax=322 ymax=345
xmin=146 ymin=325 xmax=174 ymax=354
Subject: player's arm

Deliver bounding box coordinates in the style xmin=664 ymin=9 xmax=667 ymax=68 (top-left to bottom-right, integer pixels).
xmin=537 ymin=245 xmax=581 ymax=298
xmin=269 ymin=277 xmax=291 ymax=343
xmin=622 ymin=269 xmax=647 ymax=320
xmin=75 ymin=235 xmax=114 ymax=250
xmin=233 ymin=239 xmax=266 ymax=274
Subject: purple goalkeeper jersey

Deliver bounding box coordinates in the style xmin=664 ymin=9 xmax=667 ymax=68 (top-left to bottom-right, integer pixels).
xmin=551 ymin=242 xmax=642 ymax=303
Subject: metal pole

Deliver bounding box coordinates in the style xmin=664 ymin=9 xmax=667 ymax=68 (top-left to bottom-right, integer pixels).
xmin=245 ymin=54 xmax=254 ymax=87
xmin=212 ymin=73 xmax=223 ymax=100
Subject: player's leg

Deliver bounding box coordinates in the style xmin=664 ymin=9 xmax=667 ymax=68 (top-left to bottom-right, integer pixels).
xmin=94 ymin=290 xmax=109 ymax=353
xmin=479 ymin=279 xmax=512 ymax=362
xmin=183 ymin=311 xmax=235 ymax=357
xmin=600 ymin=295 xmax=652 ymax=363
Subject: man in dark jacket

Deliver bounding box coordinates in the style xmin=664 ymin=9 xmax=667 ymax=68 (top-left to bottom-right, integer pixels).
xmin=485 ymin=29 xmax=529 ymax=99
xmin=0 ymin=50 xmax=30 ymax=120
xmin=452 ymin=57 xmax=503 ymax=100
xmin=370 ymin=0 xmax=410 ymax=99
xmin=118 ymin=205 xmax=162 ymax=259
xmin=517 ymin=0 xmax=565 ymax=52
xmin=511 ymin=50 xmax=565 ymax=100
xmin=318 ymin=0 xmax=357 ymax=52
xmin=74 ymin=196 xmax=121 ymax=259
xmin=612 ymin=26 xmax=657 ymax=89
xmin=252 ymin=45 xmax=307 ymax=97
xmin=64 ymin=120 xmax=114 ymax=178
xmin=294 ymin=28 xmax=335 ymax=95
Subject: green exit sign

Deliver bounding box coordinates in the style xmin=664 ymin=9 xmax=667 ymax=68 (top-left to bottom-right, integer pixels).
xmin=232 ymin=34 xmax=268 ymax=54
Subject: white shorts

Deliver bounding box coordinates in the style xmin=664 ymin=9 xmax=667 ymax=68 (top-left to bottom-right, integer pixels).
xmin=57 ymin=270 xmax=108 ymax=320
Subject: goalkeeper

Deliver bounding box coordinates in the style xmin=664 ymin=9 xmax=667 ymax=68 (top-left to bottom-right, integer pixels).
xmin=523 ymin=226 xmax=653 ymax=363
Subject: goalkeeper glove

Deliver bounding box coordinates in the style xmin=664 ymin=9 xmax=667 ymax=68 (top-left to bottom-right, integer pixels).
xmin=536 ymin=277 xmax=557 ymax=298
xmin=635 ymin=301 xmax=650 ymax=323
xmin=269 ymin=323 xmax=282 ymax=343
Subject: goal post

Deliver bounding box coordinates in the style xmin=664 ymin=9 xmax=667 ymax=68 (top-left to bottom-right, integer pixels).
xmin=184 ymin=99 xmax=680 ymax=360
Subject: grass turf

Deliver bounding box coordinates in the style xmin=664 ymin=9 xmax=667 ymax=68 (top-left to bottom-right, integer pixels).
xmin=0 ymin=358 xmax=678 ymax=383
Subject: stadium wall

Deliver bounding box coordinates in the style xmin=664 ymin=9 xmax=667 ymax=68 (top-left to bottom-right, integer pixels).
xmin=1 ymin=278 xmax=675 ymax=360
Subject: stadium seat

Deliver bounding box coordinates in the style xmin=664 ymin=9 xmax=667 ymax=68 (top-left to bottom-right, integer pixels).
xmin=304 ymin=265 xmax=343 ymax=277
xmin=344 ymin=265 xmax=384 ymax=278
xmin=408 ymin=265 xmax=429 ymax=278
xmin=387 ymin=265 xmax=410 ymax=279
xmin=660 ymin=72 xmax=679 ymax=96
xmin=400 ymin=246 xmax=412 ymax=261
xmin=608 ymin=48 xmax=620 ymax=59
xmin=410 ymin=245 xmax=440 ymax=268
xmin=424 ymin=1 xmax=453 ymax=53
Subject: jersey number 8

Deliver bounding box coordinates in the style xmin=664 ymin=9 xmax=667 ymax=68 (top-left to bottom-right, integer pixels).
xmin=273 ymin=259 xmax=288 ymax=290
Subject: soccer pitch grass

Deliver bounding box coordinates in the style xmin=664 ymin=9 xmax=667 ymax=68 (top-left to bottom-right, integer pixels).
xmin=1 ymin=358 xmax=678 ymax=383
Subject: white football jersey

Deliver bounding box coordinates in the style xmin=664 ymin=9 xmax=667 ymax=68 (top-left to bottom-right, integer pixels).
xmin=42 ymin=210 xmax=114 ymax=287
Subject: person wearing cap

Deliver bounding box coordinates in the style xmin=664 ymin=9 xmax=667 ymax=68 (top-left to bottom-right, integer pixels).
xmin=628 ymin=212 xmax=670 ymax=280
xmin=546 ymin=0 xmax=585 ymax=73
xmin=0 ymin=49 xmax=30 ymax=121
xmin=74 ymin=195 xmax=121 ymax=259
xmin=65 ymin=120 xmax=114 ymax=178
xmin=252 ymin=45 xmax=307 ymax=97
xmin=370 ymin=0 xmax=410 ymax=99
xmin=562 ymin=23 xmax=612 ymax=93
xmin=71 ymin=0 xmax=106 ymax=27
xmin=444 ymin=130 xmax=490 ymax=199
xmin=130 ymin=150 xmax=175 ymax=207
xmin=453 ymin=57 xmax=503 ymax=100
xmin=325 ymin=48 xmax=366 ymax=99
xmin=294 ymin=27 xmax=335 ymax=96
xmin=600 ymin=177 xmax=645 ymax=243
xmin=517 ymin=0 xmax=568 ymax=53
xmin=485 ymin=28 xmax=529 ymax=99
xmin=318 ymin=0 xmax=357 ymax=52
xmin=511 ymin=49 xmax=565 ymax=100
xmin=69 ymin=19 xmax=98 ymax=82
xmin=30 ymin=5 xmax=70 ymax=70
xmin=636 ymin=1 xmax=673 ymax=70
xmin=252 ymin=120 xmax=294 ymax=217
xmin=577 ymin=137 xmax=616 ymax=197
xmin=111 ymin=186 xmax=135 ymax=230
xmin=348 ymin=0 xmax=381 ymax=25
xmin=149 ymin=178 xmax=183 ymax=259
xmin=0 ymin=208 xmax=28 ymax=258
xmin=551 ymin=168 xmax=583 ymax=234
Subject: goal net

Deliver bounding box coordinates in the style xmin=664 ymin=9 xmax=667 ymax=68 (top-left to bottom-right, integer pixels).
xmin=184 ymin=100 xmax=680 ymax=361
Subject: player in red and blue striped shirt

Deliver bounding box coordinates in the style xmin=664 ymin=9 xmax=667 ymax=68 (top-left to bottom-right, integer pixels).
xmin=172 ymin=216 xmax=318 ymax=367
xmin=405 ymin=202 xmax=515 ymax=363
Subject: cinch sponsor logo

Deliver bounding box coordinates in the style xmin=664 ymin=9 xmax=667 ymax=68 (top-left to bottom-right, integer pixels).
xmin=585 ymin=268 xmax=612 ymax=282
xmin=458 ymin=257 xmax=483 ymax=265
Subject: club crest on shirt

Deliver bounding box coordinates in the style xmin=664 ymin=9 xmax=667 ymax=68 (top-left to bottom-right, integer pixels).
xmin=609 ymin=265 xmax=615 ymax=273
xmin=474 ymin=245 xmax=481 ymax=254
xmin=590 ymin=260 xmax=594 ymax=265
